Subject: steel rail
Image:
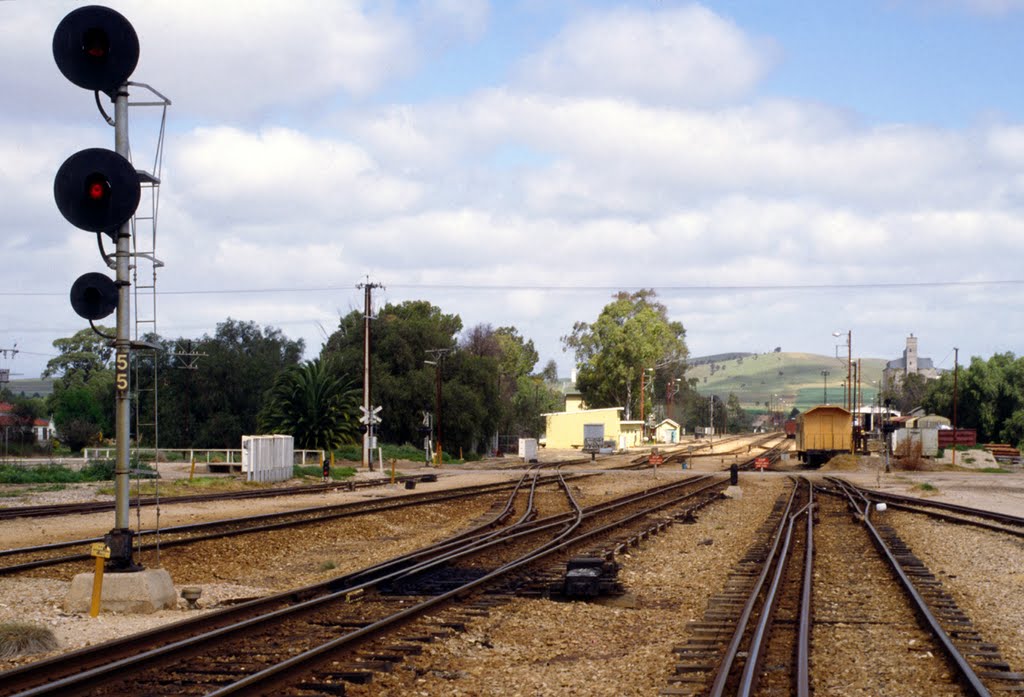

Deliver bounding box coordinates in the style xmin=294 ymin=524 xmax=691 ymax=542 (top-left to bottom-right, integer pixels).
xmin=820 ymin=478 xmax=1024 ymax=539
xmin=4 ymin=475 xmax=721 ymax=696
xmin=708 ymin=480 xmax=799 ymax=697
xmin=737 ymin=477 xmax=813 ymax=697
xmin=0 ymin=473 xmax=543 ymax=696
xmin=797 ymin=481 xmax=814 ymax=697
xmin=0 ymin=475 xmax=573 ymax=574
xmin=205 ymin=476 xmax=720 ymax=695
xmin=830 ymin=479 xmax=994 ymax=697
xmin=0 ymin=458 xmax=596 ymax=521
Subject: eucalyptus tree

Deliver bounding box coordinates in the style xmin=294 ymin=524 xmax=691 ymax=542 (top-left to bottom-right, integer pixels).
xmin=561 ymin=289 xmax=688 ymax=420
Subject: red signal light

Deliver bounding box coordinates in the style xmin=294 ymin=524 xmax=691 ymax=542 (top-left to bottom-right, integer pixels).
xmin=82 ymin=27 xmax=109 ymax=59
xmin=85 ymin=173 xmax=110 ymax=202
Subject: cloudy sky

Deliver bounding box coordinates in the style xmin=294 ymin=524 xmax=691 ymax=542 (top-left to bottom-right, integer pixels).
xmin=2 ymin=0 xmax=1024 ymax=383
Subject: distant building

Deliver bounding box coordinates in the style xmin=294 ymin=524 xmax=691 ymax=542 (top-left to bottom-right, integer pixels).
xmin=883 ymin=335 xmax=942 ymax=390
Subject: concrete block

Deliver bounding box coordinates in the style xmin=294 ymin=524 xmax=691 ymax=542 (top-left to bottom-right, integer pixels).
xmin=64 ymin=568 xmax=177 ymax=614
xmin=722 ymin=485 xmax=743 ymax=499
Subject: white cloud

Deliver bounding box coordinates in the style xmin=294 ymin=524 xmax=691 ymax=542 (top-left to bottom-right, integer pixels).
xmin=169 ymin=126 xmax=422 ymax=228
xmin=515 ymin=5 xmax=775 ymax=105
xmin=0 ymin=1 xmax=417 ymax=122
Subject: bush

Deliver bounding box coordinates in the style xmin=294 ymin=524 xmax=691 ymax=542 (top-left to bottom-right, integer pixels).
xmin=0 ymin=622 xmax=59 ymax=659
xmin=0 ymin=464 xmax=83 ymax=484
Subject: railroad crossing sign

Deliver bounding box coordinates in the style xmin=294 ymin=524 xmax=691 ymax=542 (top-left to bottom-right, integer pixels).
xmin=359 ymin=405 xmax=382 ymax=425
xmin=754 ymin=457 xmax=769 ymax=470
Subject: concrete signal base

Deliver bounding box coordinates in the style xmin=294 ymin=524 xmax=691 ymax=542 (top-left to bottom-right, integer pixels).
xmin=64 ymin=568 xmax=177 ymax=614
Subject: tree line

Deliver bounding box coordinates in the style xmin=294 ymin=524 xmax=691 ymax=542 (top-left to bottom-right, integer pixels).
xmin=4 ymin=289 xmax=775 ymax=457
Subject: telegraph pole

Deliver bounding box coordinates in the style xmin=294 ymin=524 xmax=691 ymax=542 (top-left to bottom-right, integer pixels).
xmin=425 ymin=348 xmax=450 ymax=464
xmin=952 ymin=347 xmax=959 ymax=467
xmin=357 ymin=279 xmax=383 ymax=470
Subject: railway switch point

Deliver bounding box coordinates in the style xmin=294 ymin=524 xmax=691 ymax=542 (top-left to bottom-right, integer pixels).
xmin=64 ymin=568 xmax=176 ymax=614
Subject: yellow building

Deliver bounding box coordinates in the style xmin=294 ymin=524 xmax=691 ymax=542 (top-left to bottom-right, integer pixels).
xmin=541 ymin=407 xmax=624 ymax=450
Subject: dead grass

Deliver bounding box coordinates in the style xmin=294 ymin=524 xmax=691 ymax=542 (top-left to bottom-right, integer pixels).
xmin=0 ymin=622 xmax=59 ymax=659
xmin=819 ymin=454 xmax=863 ymax=471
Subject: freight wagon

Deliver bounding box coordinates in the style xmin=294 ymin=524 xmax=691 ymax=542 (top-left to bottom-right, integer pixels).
xmin=796 ymin=405 xmax=852 ymax=466
xmin=783 ymin=419 xmax=797 ymax=438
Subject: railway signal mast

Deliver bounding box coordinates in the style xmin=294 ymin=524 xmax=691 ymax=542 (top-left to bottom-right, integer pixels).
xmin=52 ymin=6 xmax=172 ymax=604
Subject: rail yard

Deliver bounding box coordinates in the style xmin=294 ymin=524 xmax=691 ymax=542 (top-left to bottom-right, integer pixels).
xmin=0 ymin=435 xmax=1022 ymax=696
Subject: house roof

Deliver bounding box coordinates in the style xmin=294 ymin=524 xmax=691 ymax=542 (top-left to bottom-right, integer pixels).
xmin=540 ymin=406 xmax=623 ymax=417
xmin=656 ymin=419 xmax=680 ymax=428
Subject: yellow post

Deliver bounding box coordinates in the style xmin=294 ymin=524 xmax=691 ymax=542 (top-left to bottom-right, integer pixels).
xmin=189 ymin=456 xmax=197 ymax=481
xmin=390 ymin=458 xmax=396 ymax=485
xmin=89 ymin=542 xmax=111 ymax=617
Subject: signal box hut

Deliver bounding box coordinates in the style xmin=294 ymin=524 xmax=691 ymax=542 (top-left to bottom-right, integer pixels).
xmin=796 ymin=405 xmax=852 ymax=466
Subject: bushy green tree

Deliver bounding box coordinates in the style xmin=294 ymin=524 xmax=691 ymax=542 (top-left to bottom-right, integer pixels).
xmin=43 ymin=327 xmax=116 ymax=448
xmin=923 ymin=352 xmax=1024 ymax=448
xmin=562 ymin=289 xmax=688 ymax=419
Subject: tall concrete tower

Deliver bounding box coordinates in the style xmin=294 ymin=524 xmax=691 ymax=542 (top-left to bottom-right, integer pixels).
xmin=905 ymin=334 xmax=918 ymax=376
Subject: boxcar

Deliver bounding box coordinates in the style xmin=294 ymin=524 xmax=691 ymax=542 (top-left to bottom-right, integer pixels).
xmin=796 ymin=405 xmax=852 ymax=466
xmin=783 ymin=419 xmax=797 ymax=438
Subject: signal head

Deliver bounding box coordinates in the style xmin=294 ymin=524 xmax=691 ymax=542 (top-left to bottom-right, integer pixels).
xmin=70 ymin=272 xmax=118 ymax=320
xmin=54 ymin=148 xmax=140 ymax=233
xmin=53 ymin=6 xmax=139 ymax=93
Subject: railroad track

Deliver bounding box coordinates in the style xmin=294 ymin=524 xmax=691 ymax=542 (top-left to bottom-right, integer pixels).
xmin=0 ymin=474 xmax=440 ymax=521
xmin=662 ymin=477 xmax=813 ymax=696
xmin=0 ymin=470 xmax=727 ymax=696
xmin=824 ymin=479 xmax=1024 ymax=538
xmin=661 ymin=476 xmax=1024 ymax=696
xmin=828 ymin=479 xmax=1023 ymax=696
xmin=0 ymin=474 xmax=582 ymax=576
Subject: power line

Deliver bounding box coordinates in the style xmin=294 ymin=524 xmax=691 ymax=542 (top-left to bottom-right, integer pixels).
xmin=2 ymin=278 xmax=1023 ymax=298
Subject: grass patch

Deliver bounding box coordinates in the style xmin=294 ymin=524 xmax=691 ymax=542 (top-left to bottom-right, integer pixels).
xmin=914 ymin=482 xmax=938 ymax=493
xmin=979 ymin=467 xmax=1009 ymax=474
xmin=0 ymin=622 xmax=59 ymax=659
xmin=332 ymin=443 xmax=458 ymax=464
xmin=319 ymin=560 xmax=337 ymax=571
xmin=293 ymin=465 xmax=357 ymax=480
xmin=99 ymin=476 xmax=262 ymax=497
xmin=0 ymin=483 xmax=68 ymax=498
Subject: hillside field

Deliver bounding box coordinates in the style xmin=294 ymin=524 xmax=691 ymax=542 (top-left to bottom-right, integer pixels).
xmin=687 ymin=352 xmax=887 ymax=413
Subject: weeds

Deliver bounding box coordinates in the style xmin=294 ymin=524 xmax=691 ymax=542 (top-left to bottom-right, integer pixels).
xmin=915 ymin=482 xmax=938 ymax=493
xmin=319 ymin=561 xmax=337 ymax=571
xmin=0 ymin=622 xmax=59 ymax=659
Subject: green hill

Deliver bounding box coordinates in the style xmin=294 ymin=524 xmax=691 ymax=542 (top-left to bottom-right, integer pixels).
xmin=688 ymin=351 xmax=886 ymax=413
xmin=3 ymin=378 xmax=54 ymax=398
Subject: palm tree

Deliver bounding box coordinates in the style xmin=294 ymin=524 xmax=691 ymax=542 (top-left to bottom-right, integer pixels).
xmin=258 ymin=358 xmax=360 ymax=450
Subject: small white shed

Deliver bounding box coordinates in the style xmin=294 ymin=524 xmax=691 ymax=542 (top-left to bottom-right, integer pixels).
xmin=655 ymin=419 xmax=681 ymax=444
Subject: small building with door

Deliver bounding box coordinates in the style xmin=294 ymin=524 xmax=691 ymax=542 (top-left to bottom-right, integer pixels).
xmin=655 ymin=418 xmax=681 ymax=444
xmin=541 ymin=407 xmax=624 ymax=450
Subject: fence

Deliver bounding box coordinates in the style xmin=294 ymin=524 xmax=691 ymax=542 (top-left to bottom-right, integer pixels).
xmin=83 ymin=446 xmax=325 ymax=466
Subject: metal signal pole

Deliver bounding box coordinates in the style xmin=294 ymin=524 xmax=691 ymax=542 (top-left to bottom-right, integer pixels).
xmin=110 ymin=82 xmax=136 ymax=568
xmin=358 ymin=279 xmax=383 ymax=470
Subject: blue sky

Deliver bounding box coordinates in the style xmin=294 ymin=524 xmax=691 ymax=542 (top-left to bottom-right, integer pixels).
xmin=2 ymin=0 xmax=1023 ymax=383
